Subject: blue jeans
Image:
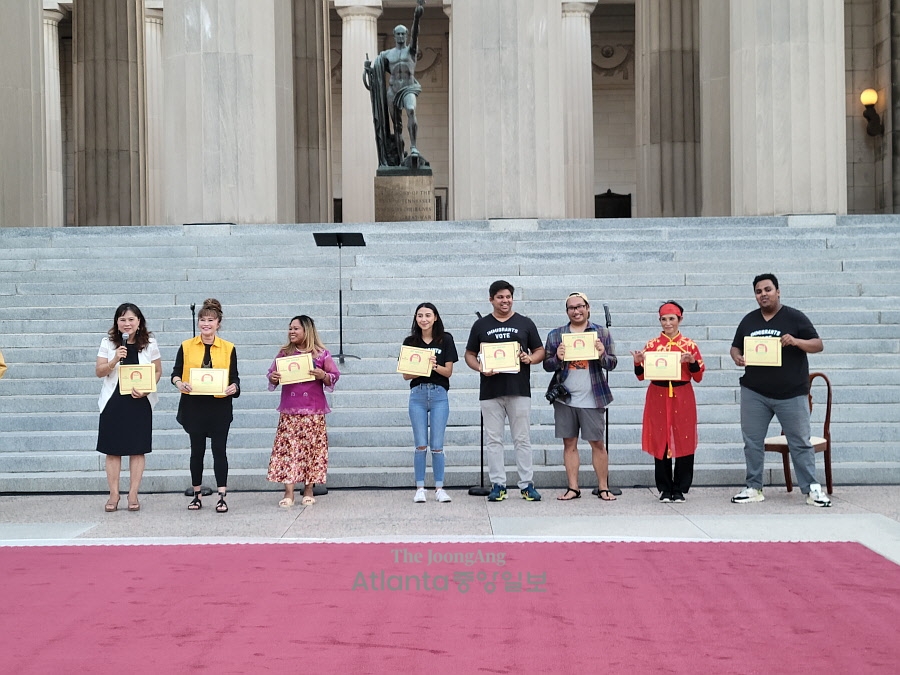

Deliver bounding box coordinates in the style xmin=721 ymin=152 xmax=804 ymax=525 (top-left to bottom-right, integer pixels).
xmin=409 ymin=383 xmax=449 ymax=487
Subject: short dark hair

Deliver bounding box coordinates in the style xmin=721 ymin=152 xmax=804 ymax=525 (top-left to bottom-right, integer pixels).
xmin=753 ymin=273 xmax=779 ymax=290
xmin=489 ymin=280 xmax=515 ymax=298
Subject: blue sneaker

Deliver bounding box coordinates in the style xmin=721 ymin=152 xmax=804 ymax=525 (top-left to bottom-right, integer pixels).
xmin=487 ymin=483 xmax=507 ymax=502
xmin=520 ymin=483 xmax=542 ymax=501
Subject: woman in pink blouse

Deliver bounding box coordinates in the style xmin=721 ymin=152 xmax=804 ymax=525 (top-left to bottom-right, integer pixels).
xmin=266 ymin=315 xmax=340 ymax=506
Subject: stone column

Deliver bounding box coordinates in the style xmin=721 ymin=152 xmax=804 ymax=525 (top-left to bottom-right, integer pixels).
xmin=562 ymin=1 xmax=597 ymax=218
xmin=698 ymin=0 xmax=730 ymax=216
xmin=0 ymin=1 xmax=45 ymax=227
xmin=73 ymin=0 xmax=147 ymax=226
xmin=335 ymin=0 xmax=381 ymax=224
xmin=144 ymin=8 xmax=164 ymax=226
xmin=730 ymin=0 xmax=846 ymax=215
xmin=43 ymin=8 xmax=66 ymax=227
xmin=443 ymin=0 xmax=454 ymax=221
xmin=164 ymin=0 xmax=296 ymax=225
xmin=448 ymin=0 xmax=565 ymax=220
xmin=295 ymin=0 xmax=334 ymax=224
xmin=635 ymin=0 xmax=700 ymax=217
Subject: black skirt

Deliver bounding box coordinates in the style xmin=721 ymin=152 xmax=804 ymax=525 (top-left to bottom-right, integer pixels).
xmin=97 ymin=392 xmax=152 ymax=456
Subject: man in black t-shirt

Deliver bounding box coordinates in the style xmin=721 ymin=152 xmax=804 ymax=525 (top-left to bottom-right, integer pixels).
xmin=465 ymin=280 xmax=545 ymax=502
xmin=729 ymin=274 xmax=830 ymax=507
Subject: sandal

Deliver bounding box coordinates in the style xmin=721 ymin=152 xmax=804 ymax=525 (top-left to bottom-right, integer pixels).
xmin=278 ymin=497 xmax=294 ymax=508
xmin=598 ymin=489 xmax=617 ymax=501
xmin=556 ymin=487 xmax=581 ymax=501
xmin=104 ymin=497 xmax=119 ymax=512
xmin=188 ymin=491 xmax=202 ymax=510
xmin=215 ymin=493 xmax=229 ymax=513
xmin=127 ymin=497 xmax=141 ymax=512
xmin=301 ymin=496 xmax=316 ymax=506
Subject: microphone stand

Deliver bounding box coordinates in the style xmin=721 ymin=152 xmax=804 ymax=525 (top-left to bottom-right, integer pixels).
xmin=468 ymin=312 xmax=490 ymax=496
xmin=190 ymin=303 xmax=196 ymax=337
xmin=593 ymin=303 xmax=622 ymax=497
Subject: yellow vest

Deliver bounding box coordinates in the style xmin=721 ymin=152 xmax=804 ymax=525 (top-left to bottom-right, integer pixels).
xmin=179 ymin=336 xmax=235 ymax=398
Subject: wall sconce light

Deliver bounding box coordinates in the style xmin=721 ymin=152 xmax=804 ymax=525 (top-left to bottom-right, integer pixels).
xmin=860 ymin=88 xmax=884 ymax=136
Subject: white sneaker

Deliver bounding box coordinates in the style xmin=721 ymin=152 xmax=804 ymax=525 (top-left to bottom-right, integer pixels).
xmin=414 ymin=487 xmax=426 ymax=503
xmin=435 ymin=488 xmax=452 ymax=503
xmin=731 ymin=487 xmax=765 ymax=503
xmin=806 ymin=484 xmax=832 ymax=508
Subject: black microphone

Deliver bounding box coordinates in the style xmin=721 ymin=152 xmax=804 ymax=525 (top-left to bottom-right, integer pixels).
xmin=603 ymin=304 xmax=612 ymax=328
xmin=120 ymin=333 xmax=129 ymax=363
xmin=475 ymin=312 xmax=482 ymax=319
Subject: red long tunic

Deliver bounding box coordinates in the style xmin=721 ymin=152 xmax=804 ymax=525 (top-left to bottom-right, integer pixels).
xmin=636 ymin=332 xmax=705 ymax=459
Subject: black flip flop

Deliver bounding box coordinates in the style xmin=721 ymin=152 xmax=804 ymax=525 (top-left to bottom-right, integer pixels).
xmin=557 ymin=487 xmax=581 ymax=501
xmin=598 ymin=489 xmax=617 ymax=501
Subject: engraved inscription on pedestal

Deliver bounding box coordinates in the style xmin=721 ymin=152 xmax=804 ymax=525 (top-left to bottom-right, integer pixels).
xmin=374 ymin=173 xmax=435 ymax=222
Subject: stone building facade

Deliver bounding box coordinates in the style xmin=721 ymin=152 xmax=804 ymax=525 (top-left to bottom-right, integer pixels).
xmin=0 ymin=0 xmax=892 ymax=227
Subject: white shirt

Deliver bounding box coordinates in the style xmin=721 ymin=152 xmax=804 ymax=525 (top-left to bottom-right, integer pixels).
xmin=97 ymin=336 xmax=161 ymax=411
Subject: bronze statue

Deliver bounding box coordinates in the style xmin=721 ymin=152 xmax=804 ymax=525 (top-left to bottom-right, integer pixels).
xmin=364 ymin=0 xmax=429 ymax=169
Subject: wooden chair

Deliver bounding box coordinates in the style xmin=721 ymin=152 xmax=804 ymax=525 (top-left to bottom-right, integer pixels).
xmin=764 ymin=372 xmax=833 ymax=494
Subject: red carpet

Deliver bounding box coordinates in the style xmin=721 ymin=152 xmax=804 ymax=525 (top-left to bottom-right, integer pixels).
xmin=2 ymin=541 xmax=898 ymax=674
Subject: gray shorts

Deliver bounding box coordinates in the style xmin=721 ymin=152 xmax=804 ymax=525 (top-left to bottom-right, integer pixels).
xmin=553 ymin=402 xmax=605 ymax=441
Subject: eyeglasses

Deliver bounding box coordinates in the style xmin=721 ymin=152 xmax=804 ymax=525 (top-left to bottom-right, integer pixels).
xmin=566 ymin=304 xmax=587 ymax=312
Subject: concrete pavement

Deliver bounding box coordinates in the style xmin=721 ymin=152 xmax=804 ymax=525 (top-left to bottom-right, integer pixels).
xmin=2 ymin=485 xmax=899 ymax=566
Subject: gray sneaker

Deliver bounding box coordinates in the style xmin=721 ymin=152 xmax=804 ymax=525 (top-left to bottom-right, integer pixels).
xmin=806 ymin=484 xmax=832 ymax=508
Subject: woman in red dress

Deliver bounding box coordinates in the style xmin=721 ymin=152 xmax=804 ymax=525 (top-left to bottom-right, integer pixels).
xmin=631 ymin=301 xmax=705 ymax=503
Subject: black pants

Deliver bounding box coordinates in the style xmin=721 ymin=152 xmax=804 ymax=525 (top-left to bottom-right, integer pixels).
xmin=189 ymin=428 xmax=229 ymax=488
xmin=654 ymin=453 xmax=694 ymax=494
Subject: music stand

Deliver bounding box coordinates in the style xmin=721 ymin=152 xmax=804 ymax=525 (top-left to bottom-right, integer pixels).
xmin=313 ymin=233 xmax=366 ymax=364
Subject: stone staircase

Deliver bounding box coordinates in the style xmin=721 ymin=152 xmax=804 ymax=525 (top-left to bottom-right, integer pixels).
xmin=1 ymin=215 xmax=898 ymax=493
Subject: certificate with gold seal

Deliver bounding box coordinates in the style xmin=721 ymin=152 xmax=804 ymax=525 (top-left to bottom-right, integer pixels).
xmin=743 ymin=337 xmax=782 ymax=366
xmin=643 ymin=351 xmax=681 ymax=381
xmin=562 ymin=331 xmax=598 ymax=361
xmin=276 ymin=353 xmax=315 ymax=384
xmin=118 ymin=364 xmax=156 ymax=395
xmin=480 ymin=341 xmax=521 ymax=373
xmin=189 ymin=367 xmax=228 ymax=395
xmin=397 ymin=345 xmax=433 ymax=377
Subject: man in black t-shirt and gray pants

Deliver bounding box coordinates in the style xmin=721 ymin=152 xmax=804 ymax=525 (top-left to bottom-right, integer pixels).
xmin=729 ymin=273 xmax=831 ymax=507
xmin=465 ymin=280 xmax=545 ymax=502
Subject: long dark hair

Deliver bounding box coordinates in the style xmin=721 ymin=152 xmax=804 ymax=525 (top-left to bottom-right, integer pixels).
xmin=408 ymin=302 xmax=445 ymax=346
xmin=107 ymin=303 xmax=152 ymax=351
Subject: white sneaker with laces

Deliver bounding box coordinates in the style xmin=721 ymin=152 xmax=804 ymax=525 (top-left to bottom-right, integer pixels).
xmin=731 ymin=487 xmax=765 ymax=503
xmin=806 ymin=484 xmax=832 ymax=507
xmin=414 ymin=487 xmax=426 ymax=503
xmin=434 ymin=488 xmax=452 ymax=503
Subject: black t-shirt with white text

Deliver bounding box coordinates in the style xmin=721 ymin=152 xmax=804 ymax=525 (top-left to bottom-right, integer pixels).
xmin=465 ymin=313 xmax=543 ymax=400
xmin=731 ymin=305 xmax=819 ymax=399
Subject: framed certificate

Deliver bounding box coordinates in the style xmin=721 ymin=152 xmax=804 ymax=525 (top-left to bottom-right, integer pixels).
xmin=276 ymin=353 xmax=315 ymax=384
xmin=744 ymin=337 xmax=782 ymax=366
xmin=118 ymin=364 xmax=156 ymax=395
xmin=562 ymin=331 xmax=598 ymax=361
xmin=643 ymin=351 xmax=681 ymax=380
xmin=397 ymin=345 xmax=433 ymax=377
xmin=189 ymin=367 xmax=228 ymax=395
xmin=480 ymin=341 xmax=521 ymax=373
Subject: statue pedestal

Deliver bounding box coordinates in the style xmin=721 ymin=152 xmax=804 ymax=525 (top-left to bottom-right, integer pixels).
xmin=374 ymin=167 xmax=434 ymax=222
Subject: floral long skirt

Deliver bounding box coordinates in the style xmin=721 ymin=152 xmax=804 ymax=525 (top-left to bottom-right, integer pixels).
xmin=267 ymin=413 xmax=328 ymax=485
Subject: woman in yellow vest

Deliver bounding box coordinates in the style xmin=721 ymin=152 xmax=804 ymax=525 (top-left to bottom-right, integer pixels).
xmin=171 ymin=298 xmax=240 ymax=512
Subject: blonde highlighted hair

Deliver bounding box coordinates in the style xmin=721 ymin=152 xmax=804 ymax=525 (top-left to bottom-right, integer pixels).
xmin=281 ymin=315 xmax=325 ymax=356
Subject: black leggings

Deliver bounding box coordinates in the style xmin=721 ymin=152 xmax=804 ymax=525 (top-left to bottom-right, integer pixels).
xmin=189 ymin=428 xmax=229 ymax=488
